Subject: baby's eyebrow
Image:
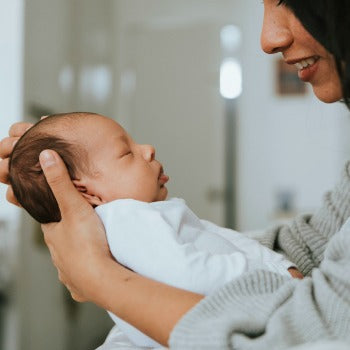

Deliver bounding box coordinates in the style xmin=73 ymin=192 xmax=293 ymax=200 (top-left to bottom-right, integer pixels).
xmin=114 ymin=134 xmax=129 ymax=145
xmin=113 ymin=135 xmax=130 ymax=156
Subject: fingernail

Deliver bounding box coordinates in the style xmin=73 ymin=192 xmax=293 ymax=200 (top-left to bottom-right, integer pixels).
xmin=12 ymin=140 xmax=18 ymax=147
xmin=40 ymin=150 xmax=56 ymax=167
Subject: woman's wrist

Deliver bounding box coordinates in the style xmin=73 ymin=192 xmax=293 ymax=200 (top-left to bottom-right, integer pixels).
xmin=91 ymin=257 xmax=135 ymax=310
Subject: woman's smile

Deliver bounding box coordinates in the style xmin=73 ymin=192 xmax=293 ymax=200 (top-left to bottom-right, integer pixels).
xmin=261 ymin=1 xmax=343 ymax=103
xmin=285 ymin=55 xmax=320 ymax=82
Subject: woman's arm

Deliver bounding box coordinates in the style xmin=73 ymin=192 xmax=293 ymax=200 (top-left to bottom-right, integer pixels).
xmin=99 ymin=259 xmax=203 ymax=345
xmin=170 ymin=219 xmax=350 ymax=349
xmin=0 ymin=124 xmax=202 ymax=345
xmin=39 ymin=150 xmax=203 ymax=346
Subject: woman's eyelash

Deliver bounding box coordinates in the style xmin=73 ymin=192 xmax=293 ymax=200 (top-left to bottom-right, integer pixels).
xmin=260 ymin=0 xmax=286 ymax=5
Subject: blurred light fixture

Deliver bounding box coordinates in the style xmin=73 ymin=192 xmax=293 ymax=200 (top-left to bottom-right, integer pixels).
xmin=79 ymin=65 xmax=112 ymax=103
xmin=220 ymin=25 xmax=241 ymax=52
xmin=220 ymin=58 xmax=242 ymax=99
xmin=58 ymin=65 xmax=74 ymax=94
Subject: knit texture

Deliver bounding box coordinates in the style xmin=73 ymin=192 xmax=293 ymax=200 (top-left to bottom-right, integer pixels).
xmin=169 ymin=162 xmax=350 ymax=350
xmin=255 ymin=161 xmax=350 ymax=276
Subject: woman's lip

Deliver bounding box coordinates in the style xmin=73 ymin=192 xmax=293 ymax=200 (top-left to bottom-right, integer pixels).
xmin=297 ymin=59 xmax=319 ymax=82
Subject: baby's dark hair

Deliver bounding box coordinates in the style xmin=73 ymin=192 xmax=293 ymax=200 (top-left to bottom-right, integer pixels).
xmin=9 ymin=112 xmax=95 ymax=224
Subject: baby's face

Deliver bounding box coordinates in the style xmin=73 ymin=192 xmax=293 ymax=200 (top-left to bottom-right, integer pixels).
xmin=72 ymin=115 xmax=169 ymax=204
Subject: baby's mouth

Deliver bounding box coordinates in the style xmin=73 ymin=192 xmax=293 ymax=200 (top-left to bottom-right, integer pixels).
xmin=158 ymin=166 xmax=169 ymax=186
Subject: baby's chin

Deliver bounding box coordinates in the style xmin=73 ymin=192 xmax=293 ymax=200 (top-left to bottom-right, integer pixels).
xmin=157 ymin=186 xmax=168 ymax=201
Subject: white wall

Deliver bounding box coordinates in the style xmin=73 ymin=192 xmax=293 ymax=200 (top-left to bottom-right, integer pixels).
xmin=0 ymin=1 xmax=23 ymax=224
xmin=113 ymin=0 xmax=350 ymax=231
xmin=0 ymin=1 xmax=24 ymax=349
xmin=236 ymin=2 xmax=350 ymax=230
xmin=18 ymin=1 xmax=113 ymax=349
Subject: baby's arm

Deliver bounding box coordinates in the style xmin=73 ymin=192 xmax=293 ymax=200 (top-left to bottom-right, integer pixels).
xmin=200 ymin=219 xmax=296 ymax=276
xmin=97 ymin=200 xmax=251 ymax=295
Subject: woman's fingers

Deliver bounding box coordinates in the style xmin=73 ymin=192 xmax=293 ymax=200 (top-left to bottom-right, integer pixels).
xmin=39 ymin=150 xmax=93 ymax=219
xmin=6 ymin=186 xmax=20 ymax=207
xmin=0 ymin=137 xmax=19 ymax=159
xmin=70 ymin=292 xmax=86 ymax=302
xmin=0 ymin=158 xmax=9 ymax=184
xmin=57 ymin=270 xmax=86 ymax=302
xmin=9 ymin=122 xmax=33 ymax=137
xmin=0 ymin=121 xmax=32 ymax=159
xmin=39 ymin=149 xmax=110 ymax=304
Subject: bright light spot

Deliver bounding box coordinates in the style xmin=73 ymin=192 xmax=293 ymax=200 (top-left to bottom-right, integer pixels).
xmin=220 ymin=59 xmax=242 ymax=99
xmin=220 ymin=25 xmax=241 ymax=52
xmin=79 ymin=65 xmax=112 ymax=103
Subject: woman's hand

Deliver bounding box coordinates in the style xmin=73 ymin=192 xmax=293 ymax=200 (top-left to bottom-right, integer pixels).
xmin=39 ymin=149 xmax=203 ymax=345
xmin=39 ymin=149 xmax=113 ymax=302
xmin=0 ymin=121 xmax=33 ymax=206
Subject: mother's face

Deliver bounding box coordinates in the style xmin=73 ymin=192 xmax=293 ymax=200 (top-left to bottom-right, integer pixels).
xmin=260 ymin=0 xmax=342 ymax=103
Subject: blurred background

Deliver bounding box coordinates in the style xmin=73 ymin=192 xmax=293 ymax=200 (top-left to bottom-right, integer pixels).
xmin=1 ymin=0 xmax=350 ymax=349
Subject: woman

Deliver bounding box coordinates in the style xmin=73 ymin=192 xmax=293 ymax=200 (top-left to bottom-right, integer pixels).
xmin=1 ymin=0 xmax=349 ymax=349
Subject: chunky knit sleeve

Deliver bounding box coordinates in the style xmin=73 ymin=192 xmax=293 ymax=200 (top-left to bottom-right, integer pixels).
xmin=253 ymin=161 xmax=350 ymax=276
xmin=169 ymin=221 xmax=350 ymax=350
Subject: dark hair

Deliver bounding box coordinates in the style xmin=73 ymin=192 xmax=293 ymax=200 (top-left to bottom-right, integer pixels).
xmin=280 ymin=0 xmax=350 ymax=109
xmin=9 ymin=113 xmax=92 ymax=224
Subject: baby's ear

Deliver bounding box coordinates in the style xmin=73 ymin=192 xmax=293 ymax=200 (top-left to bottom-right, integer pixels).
xmin=80 ymin=192 xmax=105 ymax=207
xmin=72 ymin=179 xmax=87 ymax=193
xmin=72 ymin=179 xmax=105 ymax=207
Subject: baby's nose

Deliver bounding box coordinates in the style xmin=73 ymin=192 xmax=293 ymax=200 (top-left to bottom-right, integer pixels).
xmin=142 ymin=144 xmax=155 ymax=161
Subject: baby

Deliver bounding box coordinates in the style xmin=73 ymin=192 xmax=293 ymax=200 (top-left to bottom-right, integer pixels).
xmin=9 ymin=112 xmax=295 ymax=347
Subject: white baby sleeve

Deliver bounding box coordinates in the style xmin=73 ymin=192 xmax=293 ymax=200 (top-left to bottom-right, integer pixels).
xmin=200 ymin=219 xmax=294 ymax=276
xmin=96 ymin=199 xmax=249 ymax=295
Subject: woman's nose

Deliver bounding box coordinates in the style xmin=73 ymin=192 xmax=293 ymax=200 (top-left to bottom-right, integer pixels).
xmin=141 ymin=144 xmax=155 ymax=162
xmin=260 ymin=6 xmax=293 ymax=54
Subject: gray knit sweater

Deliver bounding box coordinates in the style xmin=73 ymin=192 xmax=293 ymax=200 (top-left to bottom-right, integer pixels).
xmin=169 ymin=162 xmax=350 ymax=350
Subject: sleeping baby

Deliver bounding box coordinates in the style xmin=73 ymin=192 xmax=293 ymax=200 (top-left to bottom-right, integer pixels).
xmin=9 ymin=112 xmax=298 ymax=347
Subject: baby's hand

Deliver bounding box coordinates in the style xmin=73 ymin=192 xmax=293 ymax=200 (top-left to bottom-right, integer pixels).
xmin=0 ymin=121 xmax=33 ymax=206
xmin=288 ymin=267 xmax=304 ymax=279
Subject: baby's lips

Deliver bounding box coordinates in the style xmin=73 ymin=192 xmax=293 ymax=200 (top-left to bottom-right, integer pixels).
xmin=159 ymin=173 xmax=169 ymax=185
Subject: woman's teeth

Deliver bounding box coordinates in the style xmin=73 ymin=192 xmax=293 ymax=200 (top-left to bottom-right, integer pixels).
xmin=294 ymin=56 xmax=319 ymax=70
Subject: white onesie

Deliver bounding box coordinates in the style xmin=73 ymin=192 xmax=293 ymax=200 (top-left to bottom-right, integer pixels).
xmin=96 ymin=198 xmax=294 ymax=348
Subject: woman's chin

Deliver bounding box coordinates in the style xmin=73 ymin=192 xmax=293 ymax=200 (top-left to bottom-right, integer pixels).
xmin=312 ymin=84 xmax=342 ymax=104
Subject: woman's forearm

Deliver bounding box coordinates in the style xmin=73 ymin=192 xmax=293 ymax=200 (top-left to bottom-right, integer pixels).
xmin=97 ymin=258 xmax=204 ymax=346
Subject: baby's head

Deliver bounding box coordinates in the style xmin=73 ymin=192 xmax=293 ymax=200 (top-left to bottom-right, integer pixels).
xmin=9 ymin=112 xmax=169 ymax=223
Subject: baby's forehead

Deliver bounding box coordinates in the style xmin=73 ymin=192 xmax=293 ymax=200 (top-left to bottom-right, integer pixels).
xmin=72 ymin=115 xmax=127 ymax=145
xmin=36 ymin=113 xmax=125 ymax=149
